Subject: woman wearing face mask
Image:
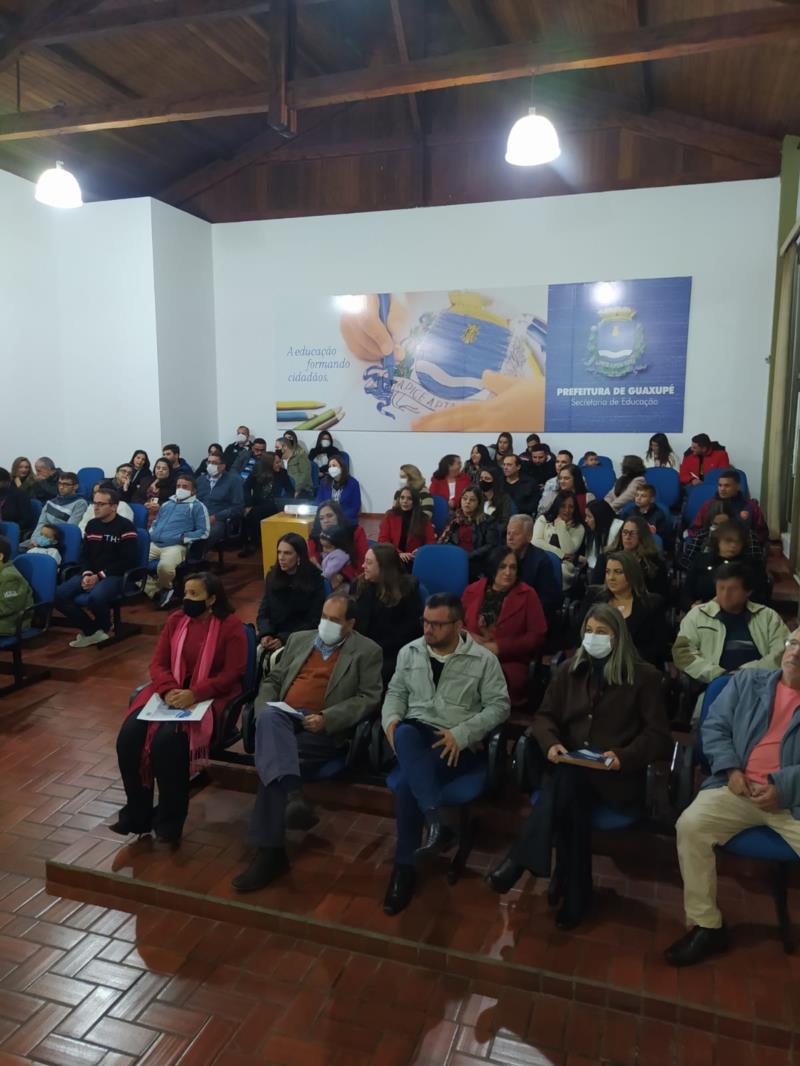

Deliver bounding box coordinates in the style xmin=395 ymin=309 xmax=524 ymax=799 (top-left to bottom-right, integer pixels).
xmin=144 ymin=458 xmax=176 ymax=528
xmin=195 ymin=443 xmax=224 ymax=478
xmin=308 ymin=501 xmax=368 ymax=581
xmin=439 ymin=485 xmax=500 ymax=582
xmin=682 ymin=520 xmax=769 ymax=609
xmin=532 ymin=491 xmax=585 ymax=590
xmin=462 ymin=546 xmax=547 ymax=710
xmin=464 ymin=443 xmax=493 ymax=484
xmin=127 ymin=450 xmax=152 ymax=503
xmin=280 ymin=431 xmax=314 ymax=498
xmin=315 ymin=454 xmax=362 ymax=523
xmin=488 ymin=604 xmax=671 ymax=929
xmin=603 ymin=514 xmax=669 ymax=597
xmin=239 ymin=452 xmax=294 ymax=556
xmin=398 ymin=464 xmax=433 ymax=519
xmin=478 ymin=467 xmax=513 ymax=529
xmin=308 ymin=431 xmax=341 ymax=475
xmin=256 ymin=533 xmax=324 ymax=652
xmin=578 ymin=551 xmax=667 ymax=668
xmin=379 ymin=487 xmax=435 ymax=566
xmin=354 ymin=544 xmax=423 ymax=684
xmin=430 ymin=455 xmax=471 ymax=511
xmin=113 ymin=572 xmax=248 ymax=843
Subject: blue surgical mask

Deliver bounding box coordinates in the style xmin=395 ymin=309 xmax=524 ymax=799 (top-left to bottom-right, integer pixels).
xmin=34 ymin=534 xmax=53 ymax=548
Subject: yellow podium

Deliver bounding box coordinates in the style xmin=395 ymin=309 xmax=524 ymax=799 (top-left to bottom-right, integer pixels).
xmin=260 ymin=512 xmax=316 ymax=575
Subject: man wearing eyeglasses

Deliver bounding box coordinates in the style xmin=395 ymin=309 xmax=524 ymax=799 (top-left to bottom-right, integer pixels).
xmin=20 ymin=471 xmax=87 ymax=549
xmin=381 ymin=592 xmax=510 ymax=916
xmin=666 ymin=629 xmax=800 ymax=967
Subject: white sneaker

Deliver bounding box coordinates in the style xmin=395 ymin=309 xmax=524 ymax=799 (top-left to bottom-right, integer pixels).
xmin=69 ymin=630 xmax=109 ymax=649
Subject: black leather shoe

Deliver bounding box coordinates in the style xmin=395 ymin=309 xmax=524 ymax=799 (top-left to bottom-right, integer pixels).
xmin=664 ymin=925 xmax=728 ymax=967
xmin=383 ymin=865 xmax=416 ymax=916
xmin=285 ymin=792 xmax=320 ymax=831
xmin=232 ymin=848 xmax=289 ymax=893
xmin=555 ymin=906 xmax=583 ymax=931
xmin=487 ymin=856 xmax=525 ymax=894
xmin=414 ymin=814 xmax=456 ymax=859
xmin=109 ymin=813 xmax=151 ymax=837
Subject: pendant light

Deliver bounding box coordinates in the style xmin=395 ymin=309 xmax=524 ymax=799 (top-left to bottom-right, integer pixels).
xmin=34 ymin=161 xmax=82 ymax=208
xmin=505 ymin=78 xmax=560 ymax=167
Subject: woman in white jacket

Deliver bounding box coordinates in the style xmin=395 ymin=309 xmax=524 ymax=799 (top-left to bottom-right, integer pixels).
xmin=533 ymin=490 xmax=585 ymax=589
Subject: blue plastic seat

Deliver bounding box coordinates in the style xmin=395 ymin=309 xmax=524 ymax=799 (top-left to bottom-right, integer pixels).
xmin=542 ymin=548 xmax=563 ymax=590
xmin=412 ymin=544 xmax=468 ymax=597
xmin=71 ymin=529 xmax=150 ymax=647
xmin=28 ymin=499 xmax=42 ymax=524
xmin=130 ymin=503 xmax=147 ymax=529
xmin=645 ymin=468 xmax=680 ymax=511
xmin=582 ymin=466 xmax=615 ymax=498
xmin=683 ymin=482 xmax=718 ymax=526
xmin=0 ymin=521 xmax=20 ymax=558
xmin=0 ymin=554 xmax=57 ymax=696
xmin=77 ymin=467 xmax=104 ymax=499
xmin=704 ymin=467 xmax=749 ymax=498
xmin=430 ymin=495 xmax=449 ymax=535
xmin=59 ymin=524 xmax=83 ymax=570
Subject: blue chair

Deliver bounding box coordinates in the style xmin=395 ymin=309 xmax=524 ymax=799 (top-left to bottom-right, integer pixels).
xmin=412 ymin=544 xmax=468 ymax=597
xmin=77 ymin=467 xmax=104 ymax=499
xmin=311 ymin=464 xmax=320 ymax=492
xmin=430 ymin=495 xmax=449 ymax=535
xmin=582 ymin=466 xmax=615 ymax=498
xmin=645 ymin=468 xmax=680 ymax=511
xmin=704 ymin=467 xmax=749 ymax=499
xmin=59 ymin=524 xmax=83 ymax=570
xmin=130 ymin=503 xmax=147 ymax=529
xmin=338 ymin=451 xmax=351 ymax=471
xmin=684 ymin=482 xmax=718 ymax=526
xmin=0 ymin=522 xmax=20 ymax=558
xmin=694 ymin=675 xmax=798 ymax=953
xmin=0 ymin=554 xmax=57 ymax=696
xmin=69 ymin=530 xmax=151 ymax=647
xmin=29 ymin=499 xmax=42 ymax=525
xmin=542 ymin=548 xmax=563 ymax=592
xmin=579 ymin=456 xmax=614 ymax=471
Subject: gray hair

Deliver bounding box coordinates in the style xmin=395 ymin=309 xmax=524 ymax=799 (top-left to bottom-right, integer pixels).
xmin=508 ymin=513 xmax=533 ymax=537
xmin=36 ymin=456 xmax=56 ymax=472
xmin=570 ymin=602 xmax=641 ymax=686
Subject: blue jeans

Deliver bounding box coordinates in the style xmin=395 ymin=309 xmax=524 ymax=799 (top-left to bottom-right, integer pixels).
xmin=393 ymin=720 xmax=481 ymax=866
xmin=54 ymin=574 xmax=123 ymax=635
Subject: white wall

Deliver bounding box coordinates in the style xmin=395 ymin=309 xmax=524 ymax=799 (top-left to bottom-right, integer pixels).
xmin=212 ymin=179 xmax=779 ymax=508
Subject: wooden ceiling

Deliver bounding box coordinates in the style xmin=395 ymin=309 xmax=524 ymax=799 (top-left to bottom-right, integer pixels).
xmin=0 ymin=0 xmax=798 ymax=221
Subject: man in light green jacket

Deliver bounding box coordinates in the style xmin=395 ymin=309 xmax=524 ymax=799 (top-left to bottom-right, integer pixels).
xmin=381 ymin=591 xmax=510 ymax=915
xmin=673 ymin=563 xmax=788 ymax=713
xmin=0 ymin=534 xmax=34 ymax=638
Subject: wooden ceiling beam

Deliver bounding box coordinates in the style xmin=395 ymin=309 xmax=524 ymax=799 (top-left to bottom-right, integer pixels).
xmin=0 ymin=1 xmax=100 ymax=75
xmin=267 ymin=0 xmax=295 ymax=133
xmin=447 ymin=0 xmax=501 ymax=46
xmin=389 ymin=0 xmax=421 ymax=136
xmin=288 ymin=6 xmax=800 ymax=108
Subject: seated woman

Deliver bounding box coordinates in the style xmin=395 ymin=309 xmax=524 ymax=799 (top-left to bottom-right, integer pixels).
xmin=280 ymin=430 xmax=313 ymax=498
xmin=490 ymin=432 xmax=515 ymax=463
xmin=680 ymin=500 xmax=764 ymax=568
xmin=430 ymin=454 xmax=471 ymax=511
xmin=143 ymin=458 xmax=177 ymax=529
xmin=354 ymin=544 xmax=423 ymax=684
xmin=600 ymin=514 xmax=669 ymax=597
xmin=462 ymin=545 xmax=547 ymax=711
xmin=379 ymin=486 xmax=435 ymax=567
xmin=128 ymin=450 xmax=152 ymax=504
xmin=195 ymin=443 xmax=224 ymax=478
xmin=113 ymin=573 xmax=248 ymax=842
xmin=645 ymin=432 xmax=677 ymax=469
xmin=604 ymin=455 xmax=647 ymax=513
xmin=308 ymin=500 xmax=368 ymax=581
xmin=464 ymin=443 xmax=493 ymax=484
xmin=308 ymin=430 xmax=341 ymax=476
xmin=439 ymin=485 xmax=500 ymax=582
xmin=399 ymin=464 xmax=434 ymax=519
xmin=682 ymin=519 xmax=769 ymax=609
xmin=488 ymin=603 xmax=671 ymax=929
xmin=533 ymin=491 xmax=585 ymax=590
xmin=557 ymin=464 xmax=595 ymax=519
xmin=257 ymin=532 xmax=325 ymax=651
xmin=11 ymin=457 xmax=37 ymax=497
xmin=239 ymin=452 xmax=294 ymax=556
xmin=579 ymin=500 xmax=622 ymax=582
xmin=315 ymin=454 xmax=362 ymax=523
xmin=578 ymin=551 xmax=667 ymax=668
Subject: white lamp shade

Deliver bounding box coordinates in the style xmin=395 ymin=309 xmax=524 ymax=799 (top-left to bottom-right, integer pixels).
xmin=505 ymin=109 xmax=561 ymax=167
xmin=34 ymin=161 xmax=82 ymax=208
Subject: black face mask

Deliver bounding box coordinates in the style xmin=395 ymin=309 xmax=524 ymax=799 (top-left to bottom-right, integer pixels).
xmin=481 ymin=482 xmax=494 ymax=491
xmin=182 ymin=598 xmax=207 ymax=618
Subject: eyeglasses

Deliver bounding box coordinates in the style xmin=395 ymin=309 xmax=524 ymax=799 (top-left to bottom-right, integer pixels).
xmin=785 ymin=639 xmax=800 ymax=650
xmin=423 ymin=618 xmax=457 ymax=630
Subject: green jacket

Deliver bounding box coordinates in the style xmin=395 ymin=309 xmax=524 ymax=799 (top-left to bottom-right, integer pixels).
xmin=0 ymin=561 xmax=34 ymax=637
xmin=287 ymin=450 xmax=313 ymax=497
xmin=255 ymin=628 xmax=383 ymax=743
xmin=672 ymin=599 xmax=789 ymax=684
xmin=382 ymin=632 xmax=510 ymax=750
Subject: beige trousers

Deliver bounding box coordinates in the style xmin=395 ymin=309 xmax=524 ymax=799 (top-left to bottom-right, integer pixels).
xmin=144 ymin=543 xmax=187 ymax=595
xmin=676 ymin=786 xmax=800 ymax=928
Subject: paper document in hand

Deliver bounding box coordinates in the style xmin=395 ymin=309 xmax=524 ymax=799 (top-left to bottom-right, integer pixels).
xmin=266 ymin=702 xmax=304 ymax=719
xmin=137 ymin=694 xmax=213 ymax=723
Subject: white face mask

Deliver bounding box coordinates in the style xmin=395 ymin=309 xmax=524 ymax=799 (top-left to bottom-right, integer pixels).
xmin=328 ymin=465 xmax=342 ymax=480
xmin=582 ymin=632 xmax=613 ymax=659
xmin=175 ymin=487 xmax=191 ymax=501
xmin=318 ymin=618 xmax=343 ymax=646
xmin=320 ymin=439 xmax=332 ymax=449
xmin=206 ymin=464 xmax=219 ymax=478
xmin=236 ymin=433 xmax=247 ymax=443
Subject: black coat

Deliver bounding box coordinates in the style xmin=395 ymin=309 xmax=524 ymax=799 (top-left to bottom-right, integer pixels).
xmin=0 ymin=486 xmax=34 ymax=531
xmin=445 ymin=517 xmax=500 ymax=581
xmin=505 ymin=478 xmax=541 ymax=517
xmin=256 ymin=569 xmax=325 ymax=642
xmin=354 ymin=578 xmax=423 ymax=682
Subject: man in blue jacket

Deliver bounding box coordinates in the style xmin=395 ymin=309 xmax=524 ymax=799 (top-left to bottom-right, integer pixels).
xmin=665 ymin=629 xmax=800 ymax=966
xmin=144 ymin=474 xmax=209 ymax=608
xmin=196 ymin=453 xmax=244 ymax=549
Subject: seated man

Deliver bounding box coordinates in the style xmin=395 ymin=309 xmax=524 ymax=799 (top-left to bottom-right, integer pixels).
xmin=381 ymin=593 xmax=510 ymax=915
xmin=623 ymin=482 xmax=669 ymax=542
xmin=21 ymin=471 xmax=87 ymax=549
xmin=232 ymin=593 xmax=383 ymax=892
xmin=162 ymin=443 xmax=193 ymax=478
xmin=32 ymin=457 xmax=60 ymax=502
xmin=673 ymin=563 xmax=788 ymax=711
xmin=537 ymin=450 xmax=573 ymax=515
xmin=678 ymin=433 xmax=730 ymax=486
xmin=79 ymin=479 xmax=133 ymax=534
xmin=232 ymin=437 xmax=268 ymax=479
xmin=0 ymin=467 xmax=34 ymax=531
xmin=196 ymin=454 xmax=244 ymax=549
xmin=144 ymin=474 xmax=209 ymax=608
xmin=54 ymin=487 xmax=138 ymax=648
xmin=665 ymin=630 xmax=800 ymax=966
xmin=505 ymin=514 xmax=561 ymax=624
xmin=688 ymin=468 xmax=768 ymax=546
xmin=501 ymin=455 xmax=540 ymax=517
xmin=0 ymin=534 xmax=33 ymax=638
xmin=223 ymin=425 xmax=252 ymax=470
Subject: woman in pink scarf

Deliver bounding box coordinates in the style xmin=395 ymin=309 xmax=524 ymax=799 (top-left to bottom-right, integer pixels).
xmin=112 ymin=572 xmax=248 ymax=843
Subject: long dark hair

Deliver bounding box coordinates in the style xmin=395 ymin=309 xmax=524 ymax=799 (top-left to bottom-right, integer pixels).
xmin=468 ymin=443 xmax=492 ymax=471
xmin=253 ymin=452 xmax=277 ymax=485
xmin=129 ymin=449 xmax=151 ymax=473
xmin=494 ymin=433 xmax=514 ymax=458
xmin=707 ymin=518 xmax=747 ymax=558
xmin=558 ymin=463 xmax=588 ymax=495
xmin=613 ymin=455 xmax=646 ymax=497
xmin=267 ymin=533 xmax=319 ymax=593
xmin=457 ymin=485 xmax=487 ymax=526
xmin=434 ymin=454 xmax=460 ymax=481
xmin=325 ymin=453 xmax=351 ymax=486
xmin=544 ymin=490 xmax=580 ymax=526
xmin=390 ymin=486 xmax=428 ymax=539
xmin=310 ymin=430 xmax=340 ymax=459
xmin=610 ymin=513 xmax=661 ymax=576
xmin=184 ymin=571 xmax=234 ymax=618
xmin=355 ymin=543 xmax=414 ymax=607
xmin=150 ymin=459 xmax=176 ymax=501
xmin=484 ymin=546 xmax=519 ymax=588
xmin=584 ymin=499 xmax=618 ymax=554
xmin=310 ymin=500 xmax=356 ymax=563
xmin=646 ymin=433 xmax=675 ymax=466
xmin=602 ymin=550 xmax=647 ymax=600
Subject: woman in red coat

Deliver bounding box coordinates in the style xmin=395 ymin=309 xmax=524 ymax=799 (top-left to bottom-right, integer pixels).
xmin=462 ymin=545 xmax=547 ymax=710
xmin=378 ymin=486 xmax=435 ymax=566
xmin=308 ymin=500 xmax=368 ymax=583
xmin=112 ymin=572 xmax=248 ymax=843
xmin=429 ymin=454 xmax=471 ymax=511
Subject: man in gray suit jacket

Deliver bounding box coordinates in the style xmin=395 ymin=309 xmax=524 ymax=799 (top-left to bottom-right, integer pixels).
xmin=233 ymin=592 xmax=383 ymax=892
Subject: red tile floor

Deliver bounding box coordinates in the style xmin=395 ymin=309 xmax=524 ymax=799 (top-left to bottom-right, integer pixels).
xmin=0 ymin=557 xmax=796 ymax=1064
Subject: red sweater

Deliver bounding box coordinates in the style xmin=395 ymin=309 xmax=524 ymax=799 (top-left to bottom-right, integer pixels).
xmin=430 ymin=473 xmax=471 ymax=507
xmin=678 ymin=446 xmax=730 ymax=485
xmin=308 ymin=525 xmax=369 ymax=581
xmin=378 ymin=512 xmax=435 ymax=554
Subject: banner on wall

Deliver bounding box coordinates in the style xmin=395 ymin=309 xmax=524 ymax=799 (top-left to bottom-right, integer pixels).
xmin=273 ymin=276 xmax=691 ymax=434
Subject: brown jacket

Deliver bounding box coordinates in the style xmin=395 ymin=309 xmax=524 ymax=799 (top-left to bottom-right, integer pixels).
xmin=528 ymin=656 xmax=672 ymax=807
